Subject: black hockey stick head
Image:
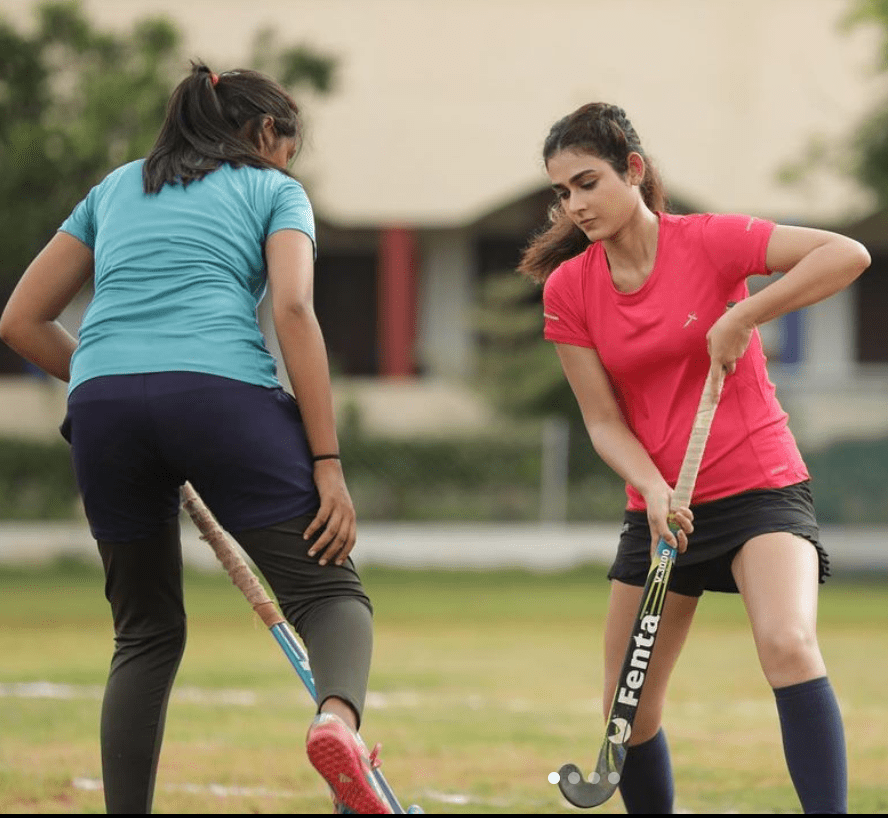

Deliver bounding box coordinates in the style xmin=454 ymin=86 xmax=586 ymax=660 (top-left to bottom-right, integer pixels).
xmin=557 ymin=739 xmax=626 ymax=809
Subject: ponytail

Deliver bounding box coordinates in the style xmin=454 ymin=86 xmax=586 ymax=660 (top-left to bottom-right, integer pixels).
xmin=143 ymin=61 xmax=302 ymax=193
xmin=517 ymin=205 xmax=588 ymax=286
xmin=518 ymin=103 xmax=668 ymax=284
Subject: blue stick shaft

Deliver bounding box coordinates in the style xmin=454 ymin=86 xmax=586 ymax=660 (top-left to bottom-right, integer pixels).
xmin=271 ymin=623 xmax=317 ymax=698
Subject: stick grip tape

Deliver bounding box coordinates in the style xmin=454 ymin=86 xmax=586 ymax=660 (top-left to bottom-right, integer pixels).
xmin=180 ymin=482 xmax=285 ymax=629
xmin=671 ymin=368 xmax=725 ymax=511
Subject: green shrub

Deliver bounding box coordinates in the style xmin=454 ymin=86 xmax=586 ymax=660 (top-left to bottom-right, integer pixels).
xmin=0 ymin=437 xmax=79 ymax=519
xmin=339 ymin=426 xmax=624 ymax=522
xmin=805 ymin=436 xmax=888 ymax=525
xmin=2 ymin=430 xmax=886 ymax=524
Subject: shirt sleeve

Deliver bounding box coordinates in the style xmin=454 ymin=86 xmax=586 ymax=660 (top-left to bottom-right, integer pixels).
xmin=267 ymin=177 xmax=317 ymax=257
xmin=58 ymin=186 xmax=99 ymax=250
xmin=542 ymin=258 xmax=594 ymax=348
xmin=699 ymin=213 xmax=775 ymax=287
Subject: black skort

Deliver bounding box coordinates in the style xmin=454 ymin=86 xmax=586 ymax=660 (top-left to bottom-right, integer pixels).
xmin=607 ymin=481 xmax=829 ymax=597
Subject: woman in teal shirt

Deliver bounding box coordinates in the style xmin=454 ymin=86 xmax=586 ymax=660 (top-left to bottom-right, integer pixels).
xmin=1 ymin=62 xmax=392 ymax=815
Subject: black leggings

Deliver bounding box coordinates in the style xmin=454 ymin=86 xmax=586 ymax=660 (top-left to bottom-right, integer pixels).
xmin=97 ymin=515 xmax=373 ymax=814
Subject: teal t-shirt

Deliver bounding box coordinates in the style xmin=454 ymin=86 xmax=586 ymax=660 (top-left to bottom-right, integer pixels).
xmin=59 ymin=160 xmax=316 ymax=393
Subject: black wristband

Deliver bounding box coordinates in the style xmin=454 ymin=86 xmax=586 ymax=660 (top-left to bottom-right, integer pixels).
xmin=312 ymin=454 xmax=341 ymax=462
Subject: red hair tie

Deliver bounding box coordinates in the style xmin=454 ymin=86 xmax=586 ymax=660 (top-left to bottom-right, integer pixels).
xmin=210 ymin=72 xmax=219 ymax=87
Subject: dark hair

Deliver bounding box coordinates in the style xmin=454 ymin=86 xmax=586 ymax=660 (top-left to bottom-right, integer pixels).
xmin=143 ymin=61 xmax=302 ymax=193
xmin=517 ymin=103 xmax=668 ymax=284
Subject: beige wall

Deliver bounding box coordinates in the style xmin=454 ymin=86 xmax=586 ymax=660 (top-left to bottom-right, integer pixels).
xmin=0 ymin=377 xmax=68 ymax=441
xmin=5 ymin=370 xmax=888 ymax=450
xmin=5 ymin=0 xmax=883 ymax=227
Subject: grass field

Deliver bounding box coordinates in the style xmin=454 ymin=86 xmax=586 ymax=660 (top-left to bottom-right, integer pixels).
xmin=0 ymin=558 xmax=886 ymax=814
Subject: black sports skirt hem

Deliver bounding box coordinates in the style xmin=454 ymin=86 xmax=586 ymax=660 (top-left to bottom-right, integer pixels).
xmin=607 ymin=481 xmax=829 ymax=597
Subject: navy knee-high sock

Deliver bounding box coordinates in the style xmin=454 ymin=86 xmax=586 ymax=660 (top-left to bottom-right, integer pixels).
xmin=618 ymin=728 xmax=674 ymax=814
xmin=774 ymin=676 xmax=847 ymax=814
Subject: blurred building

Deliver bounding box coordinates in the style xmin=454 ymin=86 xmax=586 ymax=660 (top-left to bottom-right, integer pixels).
xmin=3 ymin=0 xmax=888 ymax=447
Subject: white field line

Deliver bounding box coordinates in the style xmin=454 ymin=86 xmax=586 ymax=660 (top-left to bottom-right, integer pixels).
xmin=0 ymin=681 xmax=779 ymax=720
xmin=73 ymin=777 xmax=298 ymax=799
xmin=0 ymin=681 xmax=105 ymax=700
xmin=0 ymin=681 xmax=582 ymax=712
xmin=72 ymin=778 xmax=722 ymax=813
xmin=0 ymin=681 xmax=259 ymax=706
xmin=73 ymin=777 xmax=515 ymax=809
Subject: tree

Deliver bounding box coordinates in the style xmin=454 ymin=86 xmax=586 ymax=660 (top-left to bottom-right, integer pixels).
xmin=0 ymin=1 xmax=181 ymax=292
xmin=843 ymin=0 xmax=888 ymax=208
xmin=0 ymin=0 xmax=336 ymax=372
xmin=778 ymin=1 xmax=888 ymax=209
xmin=473 ymin=269 xmax=582 ymax=423
xmin=249 ymin=27 xmax=337 ymax=94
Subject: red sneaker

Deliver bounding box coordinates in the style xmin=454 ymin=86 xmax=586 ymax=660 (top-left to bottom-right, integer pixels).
xmin=307 ymin=713 xmax=393 ymax=814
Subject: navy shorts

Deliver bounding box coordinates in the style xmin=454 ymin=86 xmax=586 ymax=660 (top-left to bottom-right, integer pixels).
xmin=607 ymin=482 xmax=829 ymax=597
xmin=61 ymin=372 xmax=320 ymax=541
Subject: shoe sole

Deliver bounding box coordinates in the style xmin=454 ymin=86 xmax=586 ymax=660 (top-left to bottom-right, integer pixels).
xmin=307 ymin=722 xmax=391 ymax=814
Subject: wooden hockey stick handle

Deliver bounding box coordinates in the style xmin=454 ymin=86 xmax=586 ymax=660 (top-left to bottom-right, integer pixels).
xmin=671 ymin=367 xmax=725 ymax=511
xmin=180 ymin=481 xmax=285 ymax=629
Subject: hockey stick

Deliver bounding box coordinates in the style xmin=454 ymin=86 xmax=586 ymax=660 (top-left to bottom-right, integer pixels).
xmin=558 ymin=366 xmax=725 ymax=809
xmin=179 ymin=481 xmax=423 ymax=815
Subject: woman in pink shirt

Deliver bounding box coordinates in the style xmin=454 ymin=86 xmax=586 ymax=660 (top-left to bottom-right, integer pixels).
xmin=519 ymin=103 xmax=869 ymax=814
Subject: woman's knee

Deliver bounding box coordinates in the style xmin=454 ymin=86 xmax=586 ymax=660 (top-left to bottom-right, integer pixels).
xmin=112 ymin=616 xmax=187 ymax=659
xmin=755 ymin=623 xmax=824 ymax=685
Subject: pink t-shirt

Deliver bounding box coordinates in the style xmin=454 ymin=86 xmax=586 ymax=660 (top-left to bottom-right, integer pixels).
xmin=543 ymin=212 xmax=809 ymax=510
